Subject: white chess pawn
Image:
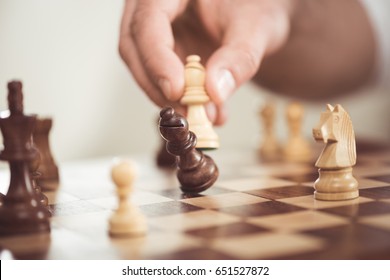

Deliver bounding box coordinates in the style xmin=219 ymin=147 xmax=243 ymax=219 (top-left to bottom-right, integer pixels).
xmin=180 ymin=55 xmax=219 ymax=149
xmin=108 ymin=160 xmax=147 ymax=237
xmin=283 ymin=102 xmax=312 ymax=162
xmin=258 ymin=102 xmax=281 ymax=161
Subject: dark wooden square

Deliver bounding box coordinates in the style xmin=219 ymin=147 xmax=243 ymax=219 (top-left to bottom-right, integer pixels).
xmin=155 ymin=247 xmax=236 ymax=260
xmin=139 ymin=201 xmax=203 ymax=217
xmin=368 ymin=175 xmax=390 ymax=184
xmin=356 ymin=141 xmax=390 ymax=153
xmin=218 ymin=201 xmax=305 ymax=217
xmin=185 ymin=222 xmax=270 ymax=239
xmin=320 ymin=201 xmax=390 ymax=218
xmin=157 ymin=187 xmax=233 ymax=200
xmin=301 ymin=223 xmax=390 ymax=259
xmin=277 ymin=172 xmax=319 ymax=184
xmin=246 ymin=185 xmax=314 ymax=200
xmin=360 ymin=186 xmax=390 ymax=200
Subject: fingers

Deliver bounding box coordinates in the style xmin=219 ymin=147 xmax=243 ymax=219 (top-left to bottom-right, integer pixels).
xmin=205 ymin=1 xmax=291 ymax=105
xmin=131 ymin=10 xmax=183 ymax=101
xmin=214 ymin=104 xmax=227 ymax=126
xmin=119 ymin=0 xmax=188 ymax=107
xmin=205 ymin=28 xmax=267 ymax=105
xmin=205 ymin=102 xmax=227 ymax=126
xmin=119 ymin=0 xmax=291 ymax=127
xmin=119 ymin=0 xmax=166 ymax=107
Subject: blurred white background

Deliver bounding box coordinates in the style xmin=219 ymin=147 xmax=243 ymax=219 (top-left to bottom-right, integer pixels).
xmin=0 ymin=0 xmax=389 ymax=163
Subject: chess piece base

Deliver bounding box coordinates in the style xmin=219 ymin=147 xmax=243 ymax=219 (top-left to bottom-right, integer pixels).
xmin=195 ymin=139 xmax=219 ymax=150
xmin=0 ymin=203 xmax=51 ymax=236
xmin=314 ymin=167 xmax=359 ymax=201
xmin=178 ymin=154 xmax=219 ymax=193
xmin=179 ymin=175 xmax=217 ymax=193
xmin=108 ymin=209 xmax=147 ymax=237
xmin=187 ymin=105 xmax=219 ymax=150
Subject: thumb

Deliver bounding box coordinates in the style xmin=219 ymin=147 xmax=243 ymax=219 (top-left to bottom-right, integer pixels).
xmin=206 ymin=44 xmax=264 ymax=104
xmin=205 ymin=6 xmax=290 ymax=104
xmin=205 ymin=102 xmax=227 ymax=126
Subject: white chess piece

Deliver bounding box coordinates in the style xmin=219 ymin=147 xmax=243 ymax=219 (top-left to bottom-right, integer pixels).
xmin=283 ymin=102 xmax=311 ymax=162
xmin=312 ymin=104 xmax=359 ymax=200
xmin=108 ymin=160 xmax=147 ymax=237
xmin=258 ymin=101 xmax=281 ymax=161
xmin=180 ymin=55 xmax=219 ymax=149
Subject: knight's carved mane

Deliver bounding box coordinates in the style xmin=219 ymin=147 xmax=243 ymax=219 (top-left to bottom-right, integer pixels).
xmin=316 ymin=104 xmax=356 ymax=168
xmin=338 ymin=107 xmax=356 ymax=165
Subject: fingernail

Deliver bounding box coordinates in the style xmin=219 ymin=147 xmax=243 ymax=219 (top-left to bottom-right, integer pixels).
xmin=217 ymin=69 xmax=235 ymax=102
xmin=205 ymin=103 xmax=217 ymax=123
xmin=158 ymin=78 xmax=171 ymax=99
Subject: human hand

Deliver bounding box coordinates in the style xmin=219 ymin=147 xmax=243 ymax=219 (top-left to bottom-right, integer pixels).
xmin=119 ymin=0 xmax=295 ymax=125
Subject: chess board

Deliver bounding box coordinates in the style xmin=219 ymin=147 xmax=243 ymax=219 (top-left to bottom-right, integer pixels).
xmin=1 ymin=140 xmax=390 ymax=260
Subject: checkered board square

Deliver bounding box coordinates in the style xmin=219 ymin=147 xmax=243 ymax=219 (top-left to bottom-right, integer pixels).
xmin=1 ymin=144 xmax=390 ymax=260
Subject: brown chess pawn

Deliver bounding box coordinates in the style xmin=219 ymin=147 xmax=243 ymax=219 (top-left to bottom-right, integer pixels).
xmin=0 ymin=81 xmax=51 ymax=236
xmin=158 ymin=107 xmax=219 ymax=193
xmin=29 ymin=140 xmax=51 ymax=216
xmin=33 ymin=117 xmax=60 ymax=190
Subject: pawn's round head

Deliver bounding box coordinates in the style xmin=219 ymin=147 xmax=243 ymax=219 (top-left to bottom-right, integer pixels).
xmin=7 ymin=81 xmax=24 ymax=115
xmin=111 ymin=159 xmax=136 ymax=188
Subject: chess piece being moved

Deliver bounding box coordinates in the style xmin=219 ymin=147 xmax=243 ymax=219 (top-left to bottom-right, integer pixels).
xmin=312 ymin=104 xmax=359 ymax=200
xmin=109 ymin=160 xmax=147 ymax=237
xmin=159 ymin=107 xmax=219 ymax=193
xmin=180 ymin=55 xmax=219 ymax=150
xmin=258 ymin=102 xmax=281 ymax=161
xmin=283 ymin=102 xmax=311 ymax=162
xmin=33 ymin=117 xmax=60 ymax=190
xmin=0 ymin=81 xmax=50 ymax=236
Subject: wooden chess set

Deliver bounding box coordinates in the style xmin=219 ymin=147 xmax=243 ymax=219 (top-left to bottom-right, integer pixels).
xmin=0 ymin=57 xmax=390 ymax=260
